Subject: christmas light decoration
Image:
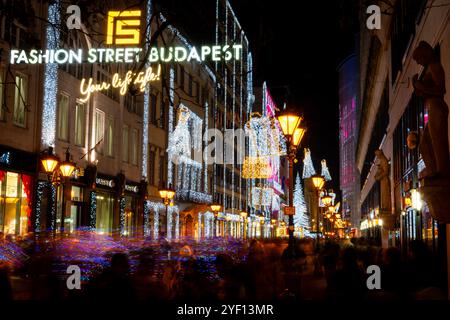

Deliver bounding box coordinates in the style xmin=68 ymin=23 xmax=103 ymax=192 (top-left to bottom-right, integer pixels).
xmin=252 ymin=187 xmax=273 ymax=206
xmin=302 ymin=148 xmax=316 ymax=179
xmin=321 ymin=159 xmax=332 ymax=181
xmin=119 ymin=197 xmax=126 ymax=236
xmin=34 ymin=181 xmax=46 ymax=232
xmin=89 ymin=191 xmax=96 ymax=229
xmin=242 ymin=156 xmax=272 ymax=179
xmin=143 ymin=201 xmax=150 ymax=236
xmin=41 ymin=0 xmax=60 ymax=147
xmin=141 ymin=0 xmax=152 ymax=179
xmin=293 ymin=173 xmax=311 ymax=237
xmin=168 ymin=66 xmax=175 ymax=185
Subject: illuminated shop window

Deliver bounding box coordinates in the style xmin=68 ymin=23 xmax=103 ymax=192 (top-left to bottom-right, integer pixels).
xmin=74 ymin=102 xmax=86 ymax=146
xmin=13 ymin=74 xmax=27 ymax=127
xmin=57 ymin=93 xmax=70 ymax=141
xmin=0 ymin=172 xmax=30 ymax=235
xmin=96 ymin=192 xmax=113 ymax=234
xmin=106 ymin=116 xmax=114 ymax=157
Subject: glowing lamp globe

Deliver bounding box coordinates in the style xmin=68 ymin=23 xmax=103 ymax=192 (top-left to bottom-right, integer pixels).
xmin=211 ymin=204 xmax=221 ymax=212
xmin=311 ymin=174 xmax=325 ymax=190
xmin=59 ymin=150 xmax=76 ymax=178
xmin=277 ymin=109 xmax=302 ymax=137
xmin=41 ymin=147 xmax=59 ymax=174
xmin=293 ymin=127 xmax=306 ymax=147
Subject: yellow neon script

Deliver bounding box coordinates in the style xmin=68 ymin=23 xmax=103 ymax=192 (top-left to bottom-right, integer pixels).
xmin=79 ymin=65 xmax=161 ymax=102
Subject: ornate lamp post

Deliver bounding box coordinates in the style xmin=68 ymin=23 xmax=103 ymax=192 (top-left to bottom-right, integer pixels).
xmin=311 ymin=174 xmax=325 ymax=248
xmin=159 ymin=184 xmax=176 ymax=238
xmin=277 ymin=108 xmax=306 ymax=258
xmin=40 ymin=147 xmax=76 ymax=234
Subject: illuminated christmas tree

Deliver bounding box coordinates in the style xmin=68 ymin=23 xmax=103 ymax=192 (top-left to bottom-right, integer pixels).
xmin=293 ymin=173 xmax=310 ymax=237
xmin=302 ymin=148 xmax=316 ymax=179
xmin=321 ymin=159 xmax=332 ymax=181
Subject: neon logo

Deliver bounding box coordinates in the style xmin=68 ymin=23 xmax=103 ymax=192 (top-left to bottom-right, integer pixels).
xmin=106 ymin=10 xmax=142 ymax=45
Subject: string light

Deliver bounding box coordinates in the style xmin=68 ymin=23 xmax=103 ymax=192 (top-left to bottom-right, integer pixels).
xmin=168 ymin=66 xmax=175 ymax=185
xmin=141 ymin=0 xmax=152 ymax=179
xmin=89 ymin=191 xmax=96 ymax=229
xmin=293 ymin=173 xmax=311 ymax=237
xmin=302 ymin=148 xmax=316 ymax=179
xmin=41 ymin=0 xmax=60 ymax=147
xmin=321 ymin=159 xmax=332 ymax=181
xmin=34 ymin=181 xmax=46 ymax=232
xmin=119 ymin=197 xmax=126 ymax=236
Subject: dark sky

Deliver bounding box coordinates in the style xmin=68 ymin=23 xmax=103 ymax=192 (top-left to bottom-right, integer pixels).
xmin=230 ymin=0 xmax=360 ymax=193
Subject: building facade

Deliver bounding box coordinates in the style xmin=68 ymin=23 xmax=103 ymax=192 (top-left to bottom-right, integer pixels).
xmin=356 ymin=0 xmax=449 ymax=294
xmin=338 ymin=54 xmax=361 ymax=233
xmin=0 ymin=0 xmax=255 ymax=241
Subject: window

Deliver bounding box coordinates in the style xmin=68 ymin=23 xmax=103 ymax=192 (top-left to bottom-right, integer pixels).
xmin=57 ymin=94 xmax=70 ymax=141
xmin=131 ymin=128 xmax=138 ymax=165
xmin=150 ymin=94 xmax=157 ymax=125
xmin=0 ymin=69 xmax=4 ymax=120
xmin=159 ymin=98 xmax=167 ymax=129
xmin=179 ymin=65 xmax=185 ymax=89
xmin=94 ymin=109 xmax=105 ymax=154
xmin=13 ymin=74 xmax=27 ymax=127
xmin=159 ymin=155 xmax=165 ymax=186
xmin=149 ymin=150 xmax=156 ymax=185
xmin=188 ymin=74 xmax=193 ymax=96
xmin=74 ymin=102 xmax=86 ymax=146
xmin=122 ymin=125 xmax=129 ymax=162
xmin=106 ymin=116 xmax=114 ymax=157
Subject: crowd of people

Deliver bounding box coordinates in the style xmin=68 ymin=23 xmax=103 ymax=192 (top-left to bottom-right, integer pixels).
xmin=0 ymin=235 xmax=447 ymax=301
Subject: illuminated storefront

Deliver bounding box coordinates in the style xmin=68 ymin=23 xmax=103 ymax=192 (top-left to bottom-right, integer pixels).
xmin=0 ymin=171 xmax=33 ymax=236
xmin=0 ymin=146 xmax=37 ymax=236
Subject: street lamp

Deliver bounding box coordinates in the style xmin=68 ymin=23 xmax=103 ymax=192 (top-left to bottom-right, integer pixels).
xmin=40 ymin=147 xmax=76 ymax=234
xmin=277 ymin=107 xmax=305 ymax=258
xmin=311 ymin=174 xmax=325 ymax=248
xmin=159 ymin=183 xmax=176 ymax=239
xmin=41 ymin=147 xmax=60 ymax=175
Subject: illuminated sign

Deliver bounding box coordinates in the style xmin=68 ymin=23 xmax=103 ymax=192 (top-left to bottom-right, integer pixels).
xmin=125 ymin=184 xmax=139 ymax=193
xmin=10 ymin=45 xmax=242 ymax=64
xmin=79 ymin=64 xmax=161 ymax=102
xmin=106 ymin=10 xmax=142 ymax=45
xmin=96 ymin=178 xmax=115 ymax=188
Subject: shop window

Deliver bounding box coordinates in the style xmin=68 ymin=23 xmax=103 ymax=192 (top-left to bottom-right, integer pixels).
xmin=94 ymin=109 xmax=105 ymax=154
xmin=57 ymin=94 xmax=70 ymax=141
xmin=95 ymin=192 xmax=114 ymax=234
xmin=0 ymin=69 xmax=4 ymax=121
xmin=124 ymin=196 xmax=136 ymax=236
xmin=122 ymin=125 xmax=129 ymax=162
xmin=74 ymin=102 xmax=86 ymax=146
xmin=106 ymin=116 xmax=114 ymax=157
xmin=150 ymin=94 xmax=157 ymax=125
xmin=71 ymin=186 xmax=83 ymax=202
xmin=13 ymin=74 xmax=27 ymax=127
xmin=0 ymin=171 xmax=32 ymax=235
xmin=131 ymin=128 xmax=138 ymax=165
